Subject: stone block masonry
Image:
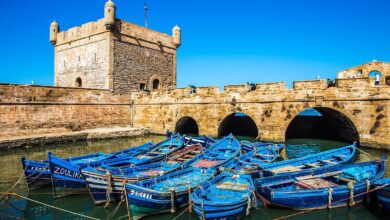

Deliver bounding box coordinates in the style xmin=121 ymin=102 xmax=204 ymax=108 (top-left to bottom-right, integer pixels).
xmin=0 ymin=84 xmax=134 ymax=140
xmin=131 ymin=77 xmax=390 ymax=150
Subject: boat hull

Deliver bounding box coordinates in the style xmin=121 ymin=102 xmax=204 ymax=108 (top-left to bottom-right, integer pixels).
xmin=373 ymin=178 xmax=390 ymax=211
xmin=21 ymin=158 xmax=51 ymax=190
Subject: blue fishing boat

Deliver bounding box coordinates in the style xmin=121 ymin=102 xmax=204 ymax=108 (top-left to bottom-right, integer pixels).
xmin=81 ymin=137 xmax=215 ymax=205
xmin=241 ymin=141 xmax=285 ymax=154
xmin=190 ymin=135 xmax=240 ymax=169
xmin=21 ymin=142 xmax=154 ymax=190
xmin=21 ymin=158 xmax=51 ymax=190
xmin=232 ymin=147 xmax=279 ymax=178
xmin=120 ymin=134 xmax=185 ymax=166
xmin=258 ymin=142 xmax=356 ymax=177
xmin=48 ymin=135 xmax=184 ymax=198
xmin=125 ymin=167 xmax=217 ymax=218
xmin=373 ymin=177 xmax=390 ymax=211
xmin=256 ymin=158 xmax=386 ymax=210
xmin=191 ymin=172 xmax=256 ymax=220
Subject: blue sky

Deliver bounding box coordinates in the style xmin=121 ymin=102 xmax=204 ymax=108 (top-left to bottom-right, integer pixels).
xmin=0 ymin=0 xmax=389 ymax=88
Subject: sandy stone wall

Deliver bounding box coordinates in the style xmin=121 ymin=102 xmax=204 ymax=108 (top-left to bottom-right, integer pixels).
xmin=53 ymin=18 xmax=178 ymax=93
xmin=337 ymin=61 xmax=390 ymax=85
xmin=112 ymin=41 xmax=175 ymax=94
xmin=0 ymin=84 xmax=131 ymax=138
xmin=131 ymin=78 xmax=390 ymax=150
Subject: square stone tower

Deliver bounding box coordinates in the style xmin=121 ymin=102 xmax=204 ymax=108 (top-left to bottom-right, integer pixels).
xmin=49 ymin=0 xmax=181 ymax=94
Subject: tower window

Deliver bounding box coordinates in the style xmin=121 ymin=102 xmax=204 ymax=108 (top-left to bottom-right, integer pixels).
xmin=140 ymin=83 xmax=146 ymax=91
xmin=75 ymin=77 xmax=82 ymax=88
xmin=152 ymin=79 xmax=160 ymax=90
xmin=358 ymin=70 xmax=362 ymax=75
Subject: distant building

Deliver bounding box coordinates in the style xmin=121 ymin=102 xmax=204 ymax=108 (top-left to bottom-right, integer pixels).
xmin=50 ymin=0 xmax=181 ymax=94
xmin=337 ymin=60 xmax=390 ymax=86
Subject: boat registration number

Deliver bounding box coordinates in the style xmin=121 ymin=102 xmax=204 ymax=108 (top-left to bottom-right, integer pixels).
xmin=130 ymin=189 xmax=153 ymax=199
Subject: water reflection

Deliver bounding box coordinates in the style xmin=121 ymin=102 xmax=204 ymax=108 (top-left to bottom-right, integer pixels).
xmin=0 ymin=136 xmax=389 ymax=219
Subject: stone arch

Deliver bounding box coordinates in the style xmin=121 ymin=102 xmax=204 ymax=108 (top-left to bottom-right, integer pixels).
xmin=175 ymin=116 xmax=199 ymax=135
xmin=75 ymin=77 xmax=82 ymax=88
xmin=218 ymin=112 xmax=259 ymax=138
xmin=149 ymin=75 xmax=162 ymax=90
xmin=284 ymin=106 xmax=360 ymax=144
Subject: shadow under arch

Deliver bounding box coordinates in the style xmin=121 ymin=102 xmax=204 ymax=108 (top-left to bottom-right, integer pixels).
xmin=218 ymin=112 xmax=258 ymax=139
xmin=175 ymin=116 xmax=199 ymax=136
xmin=285 ymin=107 xmax=359 ymax=144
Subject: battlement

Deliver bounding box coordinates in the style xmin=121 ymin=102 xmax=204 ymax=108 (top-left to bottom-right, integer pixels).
xmin=293 ymin=80 xmax=328 ymax=90
xmin=56 ymin=19 xmax=108 ymax=45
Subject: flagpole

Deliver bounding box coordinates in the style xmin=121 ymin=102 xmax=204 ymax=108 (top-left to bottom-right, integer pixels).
xmin=144 ymin=2 xmax=148 ymax=28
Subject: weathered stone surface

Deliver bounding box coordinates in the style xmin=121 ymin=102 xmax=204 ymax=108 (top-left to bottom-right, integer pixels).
xmin=113 ymin=40 xmax=175 ymax=94
xmin=53 ymin=18 xmax=178 ymax=93
xmin=0 ymin=84 xmax=132 ymax=138
xmin=131 ymin=77 xmax=390 ymax=150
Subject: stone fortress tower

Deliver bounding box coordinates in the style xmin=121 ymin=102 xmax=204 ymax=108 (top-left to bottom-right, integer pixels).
xmin=50 ymin=0 xmax=181 ymax=94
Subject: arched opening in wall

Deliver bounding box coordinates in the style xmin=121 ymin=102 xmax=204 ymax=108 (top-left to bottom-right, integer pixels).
xmin=152 ymin=79 xmax=160 ymax=90
xmin=285 ymin=108 xmax=359 ymax=144
xmin=368 ymin=70 xmax=382 ymax=85
xmin=175 ymin=117 xmax=199 ymax=136
xmin=75 ymin=77 xmax=82 ymax=88
xmin=218 ymin=112 xmax=258 ymax=139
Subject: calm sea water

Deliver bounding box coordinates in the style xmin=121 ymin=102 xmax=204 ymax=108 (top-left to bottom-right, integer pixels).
xmin=0 ymin=136 xmax=389 ymax=220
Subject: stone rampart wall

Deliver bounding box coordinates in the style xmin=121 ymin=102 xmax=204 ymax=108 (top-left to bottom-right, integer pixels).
xmin=0 ymin=84 xmax=131 ymax=138
xmin=131 ymin=78 xmax=390 ymax=149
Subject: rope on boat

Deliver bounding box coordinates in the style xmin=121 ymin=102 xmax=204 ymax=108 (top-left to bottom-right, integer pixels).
xmin=347 ymin=182 xmax=355 ymax=206
xmin=105 ymin=170 xmax=113 ymax=209
xmin=246 ymin=194 xmax=251 ymax=216
xmin=172 ymin=207 xmax=189 ymax=220
xmin=365 ymin=179 xmax=371 ymax=203
xmin=272 ymin=183 xmax=390 ymax=220
xmin=170 ymin=187 xmax=176 ymax=213
xmin=187 ymin=186 xmax=193 ymax=213
xmin=355 ymin=147 xmax=378 ymax=160
xmin=122 ymin=180 xmax=132 ymax=220
xmin=327 ymin=188 xmax=333 ymax=208
xmin=106 ymin=182 xmax=126 ymax=220
xmin=2 ymin=192 xmax=100 ymax=220
xmin=201 ymin=201 xmax=206 ymax=220
xmin=0 ymin=160 xmax=34 ymax=202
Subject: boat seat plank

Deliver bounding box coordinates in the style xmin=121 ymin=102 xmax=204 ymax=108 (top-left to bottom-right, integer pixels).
xmin=295 ymin=178 xmax=337 ymax=189
xmin=270 ymin=165 xmax=302 ymax=173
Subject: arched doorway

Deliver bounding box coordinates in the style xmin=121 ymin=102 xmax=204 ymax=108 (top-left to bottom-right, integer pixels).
xmin=75 ymin=77 xmax=82 ymax=88
xmin=218 ymin=112 xmax=258 ymax=138
xmin=285 ymin=107 xmax=359 ymax=143
xmin=152 ymin=79 xmax=160 ymax=90
xmin=175 ymin=117 xmax=199 ymax=136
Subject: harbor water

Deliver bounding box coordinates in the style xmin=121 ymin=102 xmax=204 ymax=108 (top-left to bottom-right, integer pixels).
xmin=0 ymin=136 xmax=389 ymax=219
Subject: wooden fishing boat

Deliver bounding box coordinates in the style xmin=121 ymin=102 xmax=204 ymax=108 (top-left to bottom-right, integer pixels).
xmin=233 ymin=147 xmax=280 ymax=178
xmin=190 ymin=134 xmax=240 ymax=169
xmin=241 ymin=141 xmax=285 ymax=154
xmin=48 ymin=135 xmax=184 ymax=198
xmin=21 ymin=142 xmax=154 ymax=190
xmin=258 ymin=142 xmax=356 ymax=177
xmin=191 ymin=172 xmax=256 ymax=220
xmin=125 ymin=167 xmax=217 ymax=218
xmin=121 ymin=134 xmax=185 ymax=166
xmin=256 ymin=158 xmax=386 ymax=210
xmin=81 ymin=137 xmax=215 ymax=205
xmin=373 ymin=177 xmax=390 ymax=211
